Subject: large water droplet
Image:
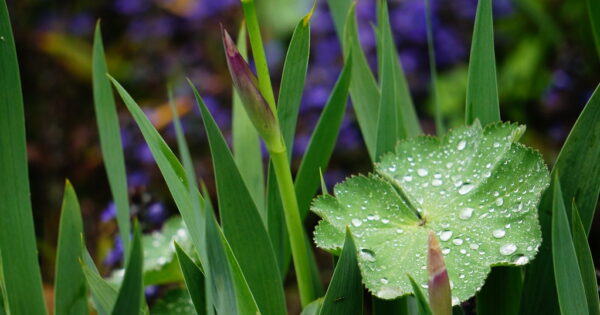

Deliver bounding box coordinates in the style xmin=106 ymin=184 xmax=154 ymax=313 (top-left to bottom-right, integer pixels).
xmin=495 ymin=197 xmax=504 ymax=206
xmin=452 ymin=238 xmax=464 ymax=245
xmin=500 ymin=244 xmax=517 ymax=255
xmin=417 ymin=168 xmax=429 ymax=176
xmin=440 ymin=230 xmax=453 ymax=241
xmin=459 ymin=208 xmax=474 ymax=220
xmin=458 ymin=183 xmax=474 ymax=195
xmin=359 ymin=248 xmax=376 ymax=262
xmin=513 ymin=255 xmax=529 ymax=265
xmin=351 ymin=219 xmax=362 ymax=227
xmin=457 ymin=140 xmax=467 ymax=151
xmin=492 ymin=229 xmax=506 ymax=238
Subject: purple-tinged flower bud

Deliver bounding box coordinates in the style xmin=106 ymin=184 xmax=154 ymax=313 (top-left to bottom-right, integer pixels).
xmin=428 ymin=231 xmax=452 ymax=315
xmin=221 ymin=27 xmax=280 ymax=147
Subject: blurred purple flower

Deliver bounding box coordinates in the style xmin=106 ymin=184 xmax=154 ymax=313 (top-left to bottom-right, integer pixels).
xmin=434 ymin=28 xmax=467 ymax=66
xmin=128 ymin=171 xmax=150 ymax=187
xmin=101 ymin=202 xmax=117 ymax=222
xmin=146 ymin=202 xmax=168 ymax=224
xmin=69 ymin=13 xmax=94 ymax=35
xmin=114 ymin=0 xmax=148 ymax=15
xmin=104 ymin=236 xmax=124 ymax=266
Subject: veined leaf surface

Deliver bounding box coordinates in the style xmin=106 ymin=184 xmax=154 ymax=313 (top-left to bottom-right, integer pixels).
xmin=312 ymin=122 xmax=549 ymax=302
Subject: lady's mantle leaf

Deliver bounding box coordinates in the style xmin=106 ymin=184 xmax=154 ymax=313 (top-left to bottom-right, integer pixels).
xmin=312 ymin=122 xmax=549 ymax=303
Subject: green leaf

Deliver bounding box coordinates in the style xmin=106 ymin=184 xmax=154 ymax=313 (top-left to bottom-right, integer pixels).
xmin=312 ymin=122 xmax=549 ymax=302
xmin=571 ymin=203 xmax=600 ymax=315
xmin=342 ymin=4 xmax=381 ymax=160
xmin=112 ymin=222 xmax=144 ymax=315
xmin=54 ymin=181 xmax=88 ymax=315
xmin=193 ymin=83 xmax=286 ymax=314
xmin=0 ymin=2 xmax=47 ymax=314
xmin=465 ymin=0 xmax=500 ymax=125
xmin=520 ymin=84 xmax=600 ymax=315
xmin=319 ymin=230 xmax=363 ymax=315
xmin=551 ymin=175 xmax=588 ymax=315
xmin=295 ymin=59 xmax=352 ymax=219
xmin=325 ymin=0 xmax=352 ymax=38
xmin=151 ymin=288 xmax=196 ymax=315
xmin=408 ymin=275 xmax=433 ymax=315
xmin=92 ymin=22 xmax=131 ymax=256
xmin=232 ymin=24 xmax=265 ymax=214
xmin=141 ymin=216 xmax=191 ymax=285
xmin=175 ymin=243 xmax=206 ymax=315
xmin=587 ymin=0 xmax=600 ymax=58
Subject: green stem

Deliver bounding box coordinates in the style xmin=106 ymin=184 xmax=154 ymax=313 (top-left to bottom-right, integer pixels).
xmin=241 ymin=0 xmax=277 ymax=112
xmin=270 ymin=147 xmax=315 ymax=307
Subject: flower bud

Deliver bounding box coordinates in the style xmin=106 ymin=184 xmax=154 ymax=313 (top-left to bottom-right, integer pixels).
xmin=428 ymin=231 xmax=452 ymax=315
xmin=221 ymin=27 xmax=280 ymax=147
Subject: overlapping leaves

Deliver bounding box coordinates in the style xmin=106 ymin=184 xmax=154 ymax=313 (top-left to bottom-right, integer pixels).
xmin=312 ymin=122 xmax=549 ymax=303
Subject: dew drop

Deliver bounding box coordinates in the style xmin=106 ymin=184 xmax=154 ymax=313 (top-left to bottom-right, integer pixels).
xmin=417 ymin=168 xmax=429 ymax=176
xmin=457 ymin=140 xmax=467 ymax=151
xmin=500 ymin=244 xmax=517 ymax=256
xmin=495 ymin=197 xmax=504 ymax=206
xmin=359 ymin=248 xmax=377 ymax=262
xmin=452 ymin=238 xmax=464 ymax=245
xmin=459 ymin=208 xmax=474 ymax=220
xmin=432 ymin=179 xmax=443 ymax=186
xmin=351 ymin=219 xmax=362 ymax=227
xmin=396 ymin=228 xmax=404 ymax=234
xmin=381 ymin=218 xmax=390 ymax=224
xmin=442 ymin=248 xmax=451 ymax=255
xmin=388 ymin=165 xmax=397 ymax=172
xmin=458 ymin=183 xmax=474 ymax=195
xmin=380 ymin=277 xmax=389 ymax=284
xmin=440 ymin=230 xmax=453 ymax=241
xmin=513 ymin=255 xmax=529 ymax=265
xmin=493 ymin=142 xmax=501 ymax=148
xmin=469 ymin=243 xmax=480 ymax=250
xmin=493 ymin=229 xmax=506 ymax=238
xmin=403 ymin=175 xmax=413 ymax=182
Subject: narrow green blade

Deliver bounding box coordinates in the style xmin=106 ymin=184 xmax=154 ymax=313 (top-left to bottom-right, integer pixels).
xmin=111 ymin=222 xmax=144 ymax=315
xmin=424 ymin=0 xmax=443 ymax=134
xmin=376 ymin=0 xmax=421 ymax=139
xmin=375 ymin=13 xmax=399 ymax=159
xmin=267 ymin=11 xmax=311 ymax=277
xmin=81 ymin=260 xmax=118 ymax=315
xmin=551 ymin=176 xmax=588 ymax=315
xmin=301 ymin=299 xmax=323 ymax=315
xmin=342 ymin=4 xmax=381 ymax=160
xmin=54 ymin=181 xmax=88 ymax=315
xmin=319 ymin=230 xmax=363 ymax=315
xmin=295 ymin=59 xmax=352 ymax=218
xmin=408 ymin=275 xmax=433 ymax=315
xmin=110 ymin=77 xmax=259 ymax=314
xmin=571 ymin=203 xmax=600 ymax=315
xmin=175 ymin=243 xmax=206 ymax=315
xmin=325 ymin=0 xmax=352 ymax=38
xmin=92 ymin=22 xmax=131 ymax=256
xmin=520 ymin=84 xmax=600 ymax=315
xmin=475 ymin=266 xmax=522 ymax=315
xmin=0 ymin=2 xmax=47 ymax=314
xmin=232 ymin=25 xmax=265 ymax=213
xmin=372 ymin=296 xmax=409 ymax=315
xmin=192 ymin=83 xmax=286 ymax=315
xmin=278 ymin=16 xmax=311 ymax=153
xmin=465 ymin=0 xmax=500 ymax=125
xmin=587 ymin=0 xmax=600 ymax=58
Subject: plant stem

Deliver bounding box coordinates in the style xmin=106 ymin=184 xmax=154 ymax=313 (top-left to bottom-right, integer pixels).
xmin=270 ymin=146 xmax=315 ymax=306
xmin=240 ymin=0 xmax=277 ymax=113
